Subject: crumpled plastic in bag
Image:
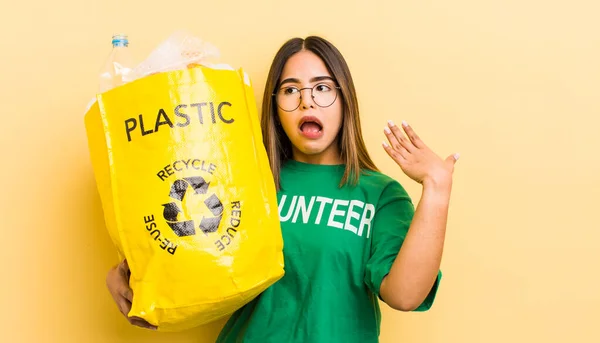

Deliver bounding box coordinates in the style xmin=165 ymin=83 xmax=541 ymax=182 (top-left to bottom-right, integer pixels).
xmin=127 ymin=30 xmax=220 ymax=81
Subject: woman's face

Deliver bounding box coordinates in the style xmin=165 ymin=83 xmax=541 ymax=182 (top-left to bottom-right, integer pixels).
xmin=276 ymin=50 xmax=343 ymax=165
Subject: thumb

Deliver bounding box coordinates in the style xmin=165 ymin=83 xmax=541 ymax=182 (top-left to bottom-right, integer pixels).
xmin=446 ymin=153 xmax=460 ymax=164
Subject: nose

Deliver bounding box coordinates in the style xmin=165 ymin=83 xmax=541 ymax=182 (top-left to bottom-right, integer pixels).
xmin=298 ymin=87 xmax=316 ymax=110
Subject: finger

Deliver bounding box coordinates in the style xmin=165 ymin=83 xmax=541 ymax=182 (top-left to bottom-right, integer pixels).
xmin=130 ymin=316 xmax=158 ymax=330
xmin=118 ymin=260 xmax=129 ymax=276
xmin=384 ymin=126 xmax=412 ymax=156
xmin=117 ymin=261 xmax=133 ymax=302
xmin=387 ymin=120 xmax=416 ymax=153
xmin=383 ymin=126 xmax=399 ymax=150
xmin=395 ymin=128 xmax=416 ymax=153
xmin=382 ymin=135 xmax=410 ymax=160
xmin=121 ymin=286 xmax=133 ymax=303
xmin=130 ymin=318 xmax=157 ymax=330
xmin=446 ymin=153 xmax=460 ymax=164
xmin=382 ymin=141 xmax=408 ymax=163
xmin=401 ymin=121 xmax=426 ymax=149
xmin=117 ymin=297 xmax=132 ymax=317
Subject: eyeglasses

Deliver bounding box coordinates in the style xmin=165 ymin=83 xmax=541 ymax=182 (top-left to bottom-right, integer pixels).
xmin=273 ymin=82 xmax=341 ymax=112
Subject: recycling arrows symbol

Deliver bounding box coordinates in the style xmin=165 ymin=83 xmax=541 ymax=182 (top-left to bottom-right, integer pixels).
xmin=162 ymin=176 xmax=223 ymax=237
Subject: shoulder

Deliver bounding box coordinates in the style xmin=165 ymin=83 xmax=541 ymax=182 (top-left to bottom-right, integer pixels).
xmin=358 ymin=170 xmax=412 ymax=203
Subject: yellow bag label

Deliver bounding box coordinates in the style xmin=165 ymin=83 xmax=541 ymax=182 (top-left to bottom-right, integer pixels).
xmin=85 ymin=66 xmax=284 ymax=331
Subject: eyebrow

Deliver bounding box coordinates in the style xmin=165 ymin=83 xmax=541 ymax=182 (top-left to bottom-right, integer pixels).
xmin=279 ymin=76 xmax=335 ymax=86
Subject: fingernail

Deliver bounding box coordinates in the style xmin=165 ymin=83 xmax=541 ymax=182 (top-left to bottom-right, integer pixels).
xmin=384 ymin=127 xmax=391 ymax=134
xmin=454 ymin=153 xmax=460 ymax=161
xmin=402 ymin=120 xmax=408 ymax=127
xmin=382 ymin=141 xmax=389 ymax=147
xmin=387 ymin=120 xmax=395 ymax=127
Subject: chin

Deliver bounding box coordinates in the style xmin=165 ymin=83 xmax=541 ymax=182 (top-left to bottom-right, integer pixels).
xmin=298 ymin=144 xmax=327 ymax=155
xmin=298 ymin=139 xmax=337 ymax=156
xmin=292 ymin=139 xmax=327 ymax=154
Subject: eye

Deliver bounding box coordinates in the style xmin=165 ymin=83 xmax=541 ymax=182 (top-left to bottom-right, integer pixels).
xmin=281 ymin=87 xmax=299 ymax=95
xmin=314 ymin=83 xmax=333 ymax=92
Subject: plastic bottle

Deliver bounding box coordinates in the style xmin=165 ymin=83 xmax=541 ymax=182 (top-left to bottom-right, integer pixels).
xmin=99 ymin=34 xmax=135 ymax=93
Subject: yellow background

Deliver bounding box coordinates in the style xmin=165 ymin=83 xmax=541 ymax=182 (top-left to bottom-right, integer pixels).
xmin=1 ymin=0 xmax=598 ymax=342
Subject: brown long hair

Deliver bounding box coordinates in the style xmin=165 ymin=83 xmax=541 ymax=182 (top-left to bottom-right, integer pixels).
xmin=261 ymin=36 xmax=379 ymax=190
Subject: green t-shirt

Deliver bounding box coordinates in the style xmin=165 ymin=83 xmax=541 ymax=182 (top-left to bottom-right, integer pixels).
xmin=217 ymin=160 xmax=441 ymax=343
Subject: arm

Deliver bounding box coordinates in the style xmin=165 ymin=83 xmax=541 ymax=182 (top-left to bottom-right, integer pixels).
xmin=381 ymin=120 xmax=458 ymax=311
xmin=380 ymin=180 xmax=450 ymax=311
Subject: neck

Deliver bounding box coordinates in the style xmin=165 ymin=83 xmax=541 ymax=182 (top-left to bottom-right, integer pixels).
xmin=291 ymin=147 xmax=343 ymax=165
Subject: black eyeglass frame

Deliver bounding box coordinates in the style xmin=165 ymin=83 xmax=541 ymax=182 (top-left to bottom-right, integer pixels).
xmin=272 ymin=83 xmax=342 ymax=112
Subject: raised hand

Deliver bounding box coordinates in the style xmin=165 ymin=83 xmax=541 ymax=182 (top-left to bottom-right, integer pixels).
xmin=382 ymin=120 xmax=459 ymax=189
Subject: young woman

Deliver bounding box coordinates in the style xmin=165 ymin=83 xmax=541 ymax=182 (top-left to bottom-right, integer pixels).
xmin=106 ymin=36 xmax=459 ymax=342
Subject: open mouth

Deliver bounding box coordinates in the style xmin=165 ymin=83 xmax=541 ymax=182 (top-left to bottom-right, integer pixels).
xmin=299 ymin=116 xmax=323 ymax=135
